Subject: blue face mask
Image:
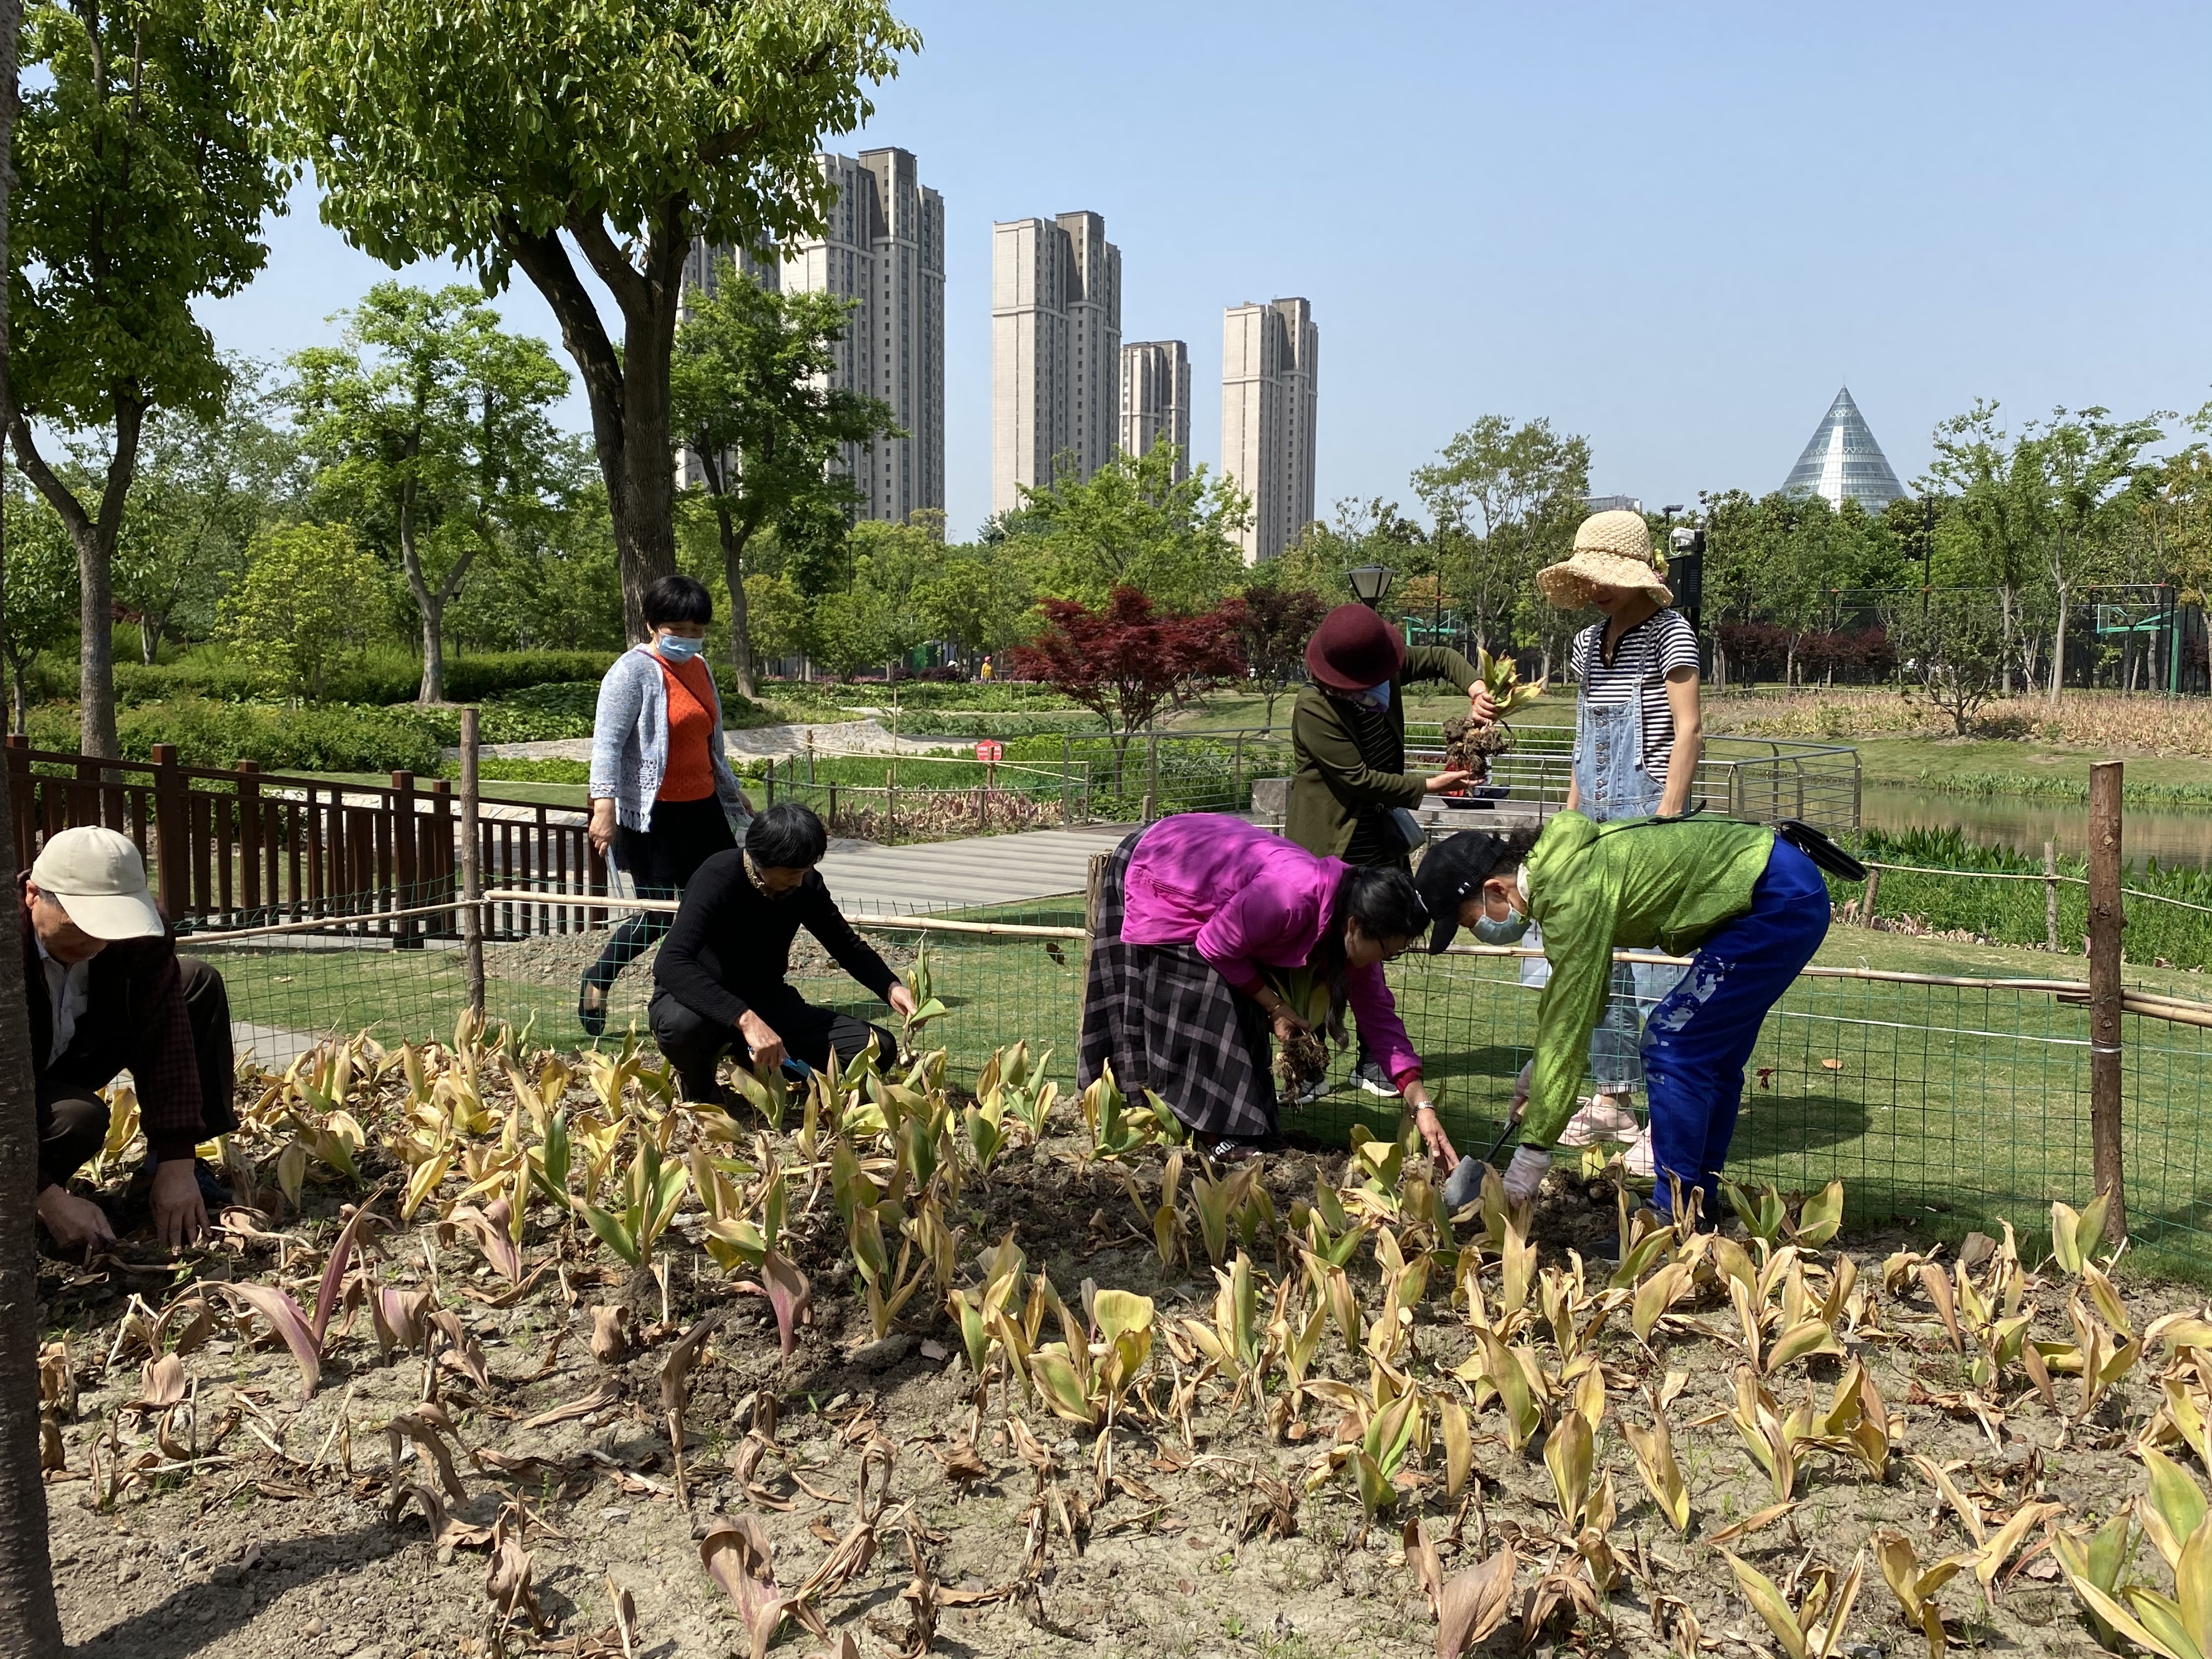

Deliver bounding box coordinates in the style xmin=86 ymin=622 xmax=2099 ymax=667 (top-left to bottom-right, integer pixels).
xmin=1472 ymin=906 xmax=1531 ymax=945
xmin=655 ymin=633 xmax=704 ymax=663
xmin=1358 ymin=680 xmax=1392 ymax=711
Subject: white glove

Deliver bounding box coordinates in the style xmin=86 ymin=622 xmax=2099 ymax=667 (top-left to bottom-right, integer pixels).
xmin=1503 ymin=1144 xmax=1551 ymax=1206
xmin=1511 ymin=1060 xmax=1533 ymax=1115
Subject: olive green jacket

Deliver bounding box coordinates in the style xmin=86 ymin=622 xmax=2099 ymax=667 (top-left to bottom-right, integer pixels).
xmin=1284 ymin=646 xmax=1479 ymax=859
xmin=1521 ymin=810 xmax=1777 ymax=1148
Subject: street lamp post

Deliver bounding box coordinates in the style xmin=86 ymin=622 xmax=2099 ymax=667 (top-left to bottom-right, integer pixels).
xmin=1347 ymin=565 xmax=1396 ymax=610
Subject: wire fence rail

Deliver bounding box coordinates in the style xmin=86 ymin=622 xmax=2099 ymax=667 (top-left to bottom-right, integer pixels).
xmin=191 ymin=867 xmax=2212 ymax=1283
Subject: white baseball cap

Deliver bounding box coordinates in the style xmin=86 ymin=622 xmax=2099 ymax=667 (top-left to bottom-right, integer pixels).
xmin=29 ymin=826 xmax=165 ymax=940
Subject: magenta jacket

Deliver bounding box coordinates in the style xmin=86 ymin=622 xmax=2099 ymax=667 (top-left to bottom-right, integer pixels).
xmin=1119 ymin=814 xmax=1423 ymax=1088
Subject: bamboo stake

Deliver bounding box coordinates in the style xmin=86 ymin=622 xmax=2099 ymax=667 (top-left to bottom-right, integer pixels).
xmin=2088 ymin=761 xmax=2127 ymax=1240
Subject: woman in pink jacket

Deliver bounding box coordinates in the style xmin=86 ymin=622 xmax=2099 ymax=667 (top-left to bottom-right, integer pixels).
xmin=1079 ymin=812 xmax=1458 ymax=1166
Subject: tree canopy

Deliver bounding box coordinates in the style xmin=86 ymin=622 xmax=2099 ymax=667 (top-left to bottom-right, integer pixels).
xmin=10 ymin=0 xmax=286 ymax=753
xmin=287 ymin=281 xmax=569 ymax=701
xmin=671 ymin=259 xmax=896 ymax=695
xmin=215 ymin=0 xmax=919 ymax=642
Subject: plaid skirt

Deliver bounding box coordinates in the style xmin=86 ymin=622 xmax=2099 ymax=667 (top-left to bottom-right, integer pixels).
xmin=1077 ymin=832 xmax=1278 ymax=1141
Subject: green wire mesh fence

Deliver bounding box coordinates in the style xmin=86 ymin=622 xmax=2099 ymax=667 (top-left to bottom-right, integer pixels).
xmin=191 ymin=893 xmax=2212 ymax=1283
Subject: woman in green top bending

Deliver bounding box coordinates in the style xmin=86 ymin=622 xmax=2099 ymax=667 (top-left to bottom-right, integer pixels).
xmin=1424 ymin=811 xmax=1830 ymax=1224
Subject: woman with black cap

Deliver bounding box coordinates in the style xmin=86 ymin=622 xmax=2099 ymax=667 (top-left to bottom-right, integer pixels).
xmin=1286 ymin=603 xmax=1494 ymax=1097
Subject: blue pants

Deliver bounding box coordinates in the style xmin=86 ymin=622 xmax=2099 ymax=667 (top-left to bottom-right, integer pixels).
xmin=1641 ymin=839 xmax=1830 ymax=1219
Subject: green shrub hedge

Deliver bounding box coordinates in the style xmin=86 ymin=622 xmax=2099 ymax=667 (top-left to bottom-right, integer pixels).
xmin=113 ymin=650 xmax=622 ymax=707
xmin=26 ymin=698 xmax=445 ymax=775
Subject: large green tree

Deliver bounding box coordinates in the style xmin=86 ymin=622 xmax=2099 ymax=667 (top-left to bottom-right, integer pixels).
xmin=1011 ymin=436 xmax=1249 ymax=612
xmin=1410 ymin=415 xmax=1589 ymax=656
xmin=288 ymin=281 xmax=568 ymax=701
xmin=218 ymin=0 xmax=917 ymax=645
xmin=0 ymin=0 xmax=70 ymax=1641
xmin=116 ymin=362 xmax=301 ymax=662
xmin=9 ymin=0 xmax=285 ymax=755
xmin=219 ymin=520 xmax=387 ymax=700
xmin=671 ymin=258 xmax=895 ymax=695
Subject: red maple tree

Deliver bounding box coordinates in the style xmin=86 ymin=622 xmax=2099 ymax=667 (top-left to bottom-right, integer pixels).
xmin=1009 ymin=587 xmax=1247 ymax=776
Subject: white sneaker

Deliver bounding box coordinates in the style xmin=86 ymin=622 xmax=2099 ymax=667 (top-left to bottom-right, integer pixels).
xmin=1624 ymin=1132 xmax=1656 ymax=1177
xmin=1281 ymin=1077 xmax=1328 ymax=1109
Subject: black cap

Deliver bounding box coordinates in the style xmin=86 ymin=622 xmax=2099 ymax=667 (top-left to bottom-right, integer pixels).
xmin=1413 ymin=831 xmax=1519 ymax=954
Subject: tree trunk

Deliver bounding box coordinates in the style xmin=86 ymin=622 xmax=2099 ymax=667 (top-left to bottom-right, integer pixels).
xmin=2050 ymin=590 xmax=2068 ymax=710
xmin=9 ymin=391 xmax=143 ymax=759
xmin=714 ymin=498 xmax=757 ymax=700
xmin=0 ymin=0 xmax=66 ymax=1635
xmin=499 ymin=211 xmax=682 ymax=646
xmin=139 ymin=612 xmax=161 ymax=664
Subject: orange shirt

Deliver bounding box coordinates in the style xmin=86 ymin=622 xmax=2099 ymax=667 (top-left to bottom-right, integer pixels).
xmin=655 ymin=653 xmax=717 ymax=803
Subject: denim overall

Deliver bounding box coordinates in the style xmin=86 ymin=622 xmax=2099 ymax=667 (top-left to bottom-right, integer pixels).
xmin=1571 ymin=622 xmax=1688 ymax=1091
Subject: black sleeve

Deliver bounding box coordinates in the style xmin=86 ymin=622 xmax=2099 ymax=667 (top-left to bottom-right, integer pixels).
xmin=652 ymin=850 xmax=749 ymax=1027
xmin=802 ymin=878 xmax=900 ymax=1003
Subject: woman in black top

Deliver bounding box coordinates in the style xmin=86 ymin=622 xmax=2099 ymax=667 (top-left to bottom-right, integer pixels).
xmin=649 ymin=804 xmax=918 ymax=1103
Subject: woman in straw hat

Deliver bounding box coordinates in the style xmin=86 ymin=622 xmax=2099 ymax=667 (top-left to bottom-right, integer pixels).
xmin=1528 ymin=509 xmax=1705 ymax=1165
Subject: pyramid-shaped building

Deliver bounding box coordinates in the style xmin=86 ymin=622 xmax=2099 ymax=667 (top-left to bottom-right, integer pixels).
xmin=1782 ymin=386 xmax=1906 ymax=512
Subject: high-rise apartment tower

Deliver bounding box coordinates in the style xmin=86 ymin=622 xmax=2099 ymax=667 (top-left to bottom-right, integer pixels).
xmin=991 ymin=211 xmax=1121 ymax=516
xmin=1220 ymin=298 xmax=1318 ymax=563
xmin=1119 ymin=341 xmax=1190 ymax=481
xmin=685 ymin=147 xmax=944 ymax=523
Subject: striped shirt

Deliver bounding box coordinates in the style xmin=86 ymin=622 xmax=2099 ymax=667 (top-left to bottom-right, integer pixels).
xmin=1570 ymin=610 xmax=1700 ymax=776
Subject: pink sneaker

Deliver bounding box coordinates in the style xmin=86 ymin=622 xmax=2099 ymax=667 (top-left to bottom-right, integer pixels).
xmin=1559 ymin=1097 xmax=1639 ymax=1147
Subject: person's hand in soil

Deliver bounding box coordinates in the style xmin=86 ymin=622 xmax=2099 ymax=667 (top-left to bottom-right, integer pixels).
xmin=150 ymin=1159 xmax=208 ymax=1249
xmin=1422 ymin=769 xmax=1474 ymax=794
xmin=1402 ymin=1081 xmax=1458 ymax=1167
xmin=738 ymin=1009 xmax=786 ymax=1075
xmin=587 ymin=799 xmax=617 ymax=857
xmin=36 ymin=1183 xmax=114 ymax=1256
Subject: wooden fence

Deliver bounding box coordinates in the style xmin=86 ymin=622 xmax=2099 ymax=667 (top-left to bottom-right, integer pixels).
xmin=3 ymin=738 xmax=609 ymax=941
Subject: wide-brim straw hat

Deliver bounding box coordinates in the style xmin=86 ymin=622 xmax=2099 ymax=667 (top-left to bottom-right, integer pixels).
xmin=1536 ymin=509 xmax=1673 ymax=610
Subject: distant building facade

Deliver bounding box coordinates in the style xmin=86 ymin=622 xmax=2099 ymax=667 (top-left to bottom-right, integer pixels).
xmin=1221 ymin=297 xmax=1318 ymax=563
xmin=1782 ymin=386 xmax=1906 ymax=514
xmin=685 ymin=147 xmax=945 ymax=523
xmin=1119 ymin=341 xmax=1190 ymax=479
xmin=991 ymin=211 xmax=1122 ymax=516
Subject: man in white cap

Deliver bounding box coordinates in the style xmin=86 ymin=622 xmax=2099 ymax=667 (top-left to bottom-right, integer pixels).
xmin=21 ymin=826 xmax=236 ymax=1251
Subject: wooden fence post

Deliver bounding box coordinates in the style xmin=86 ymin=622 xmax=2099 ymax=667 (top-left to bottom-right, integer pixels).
xmin=392 ymin=769 xmax=420 ymax=947
xmin=1860 ymin=865 xmax=1881 ymax=929
xmin=5 ymin=733 xmax=31 ymax=870
xmin=460 ymin=708 xmax=486 ymax=1023
xmin=2045 ymin=840 xmax=2061 ymax=952
xmin=2088 ymin=760 xmax=2128 ymax=1240
xmin=237 ymin=760 xmax=262 ymax=921
xmin=1144 ymin=731 xmax=1160 ymax=823
xmin=151 ymin=743 xmax=188 ymax=921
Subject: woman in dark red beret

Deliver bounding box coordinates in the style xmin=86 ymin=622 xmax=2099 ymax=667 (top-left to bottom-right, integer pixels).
xmin=1284 ymin=603 xmax=1494 ymax=1098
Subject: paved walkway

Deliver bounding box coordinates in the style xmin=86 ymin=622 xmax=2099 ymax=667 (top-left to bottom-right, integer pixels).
xmin=820 ymin=821 xmax=1131 ymax=915
xmin=473 ymin=719 xmax=959 ymax=765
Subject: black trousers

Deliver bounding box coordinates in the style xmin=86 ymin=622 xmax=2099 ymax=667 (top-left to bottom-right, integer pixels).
xmin=40 ymin=956 xmax=238 ymax=1186
xmin=586 ymin=797 xmax=738 ymax=989
xmin=648 ymin=985 xmax=893 ymax=1104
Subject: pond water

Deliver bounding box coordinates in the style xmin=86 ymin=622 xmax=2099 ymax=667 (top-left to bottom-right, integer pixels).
xmin=1860 ymin=784 xmax=2212 ymax=871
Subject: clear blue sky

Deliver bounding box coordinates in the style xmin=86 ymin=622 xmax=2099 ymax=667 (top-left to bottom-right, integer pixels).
xmin=202 ymin=1 xmax=2212 ymax=542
